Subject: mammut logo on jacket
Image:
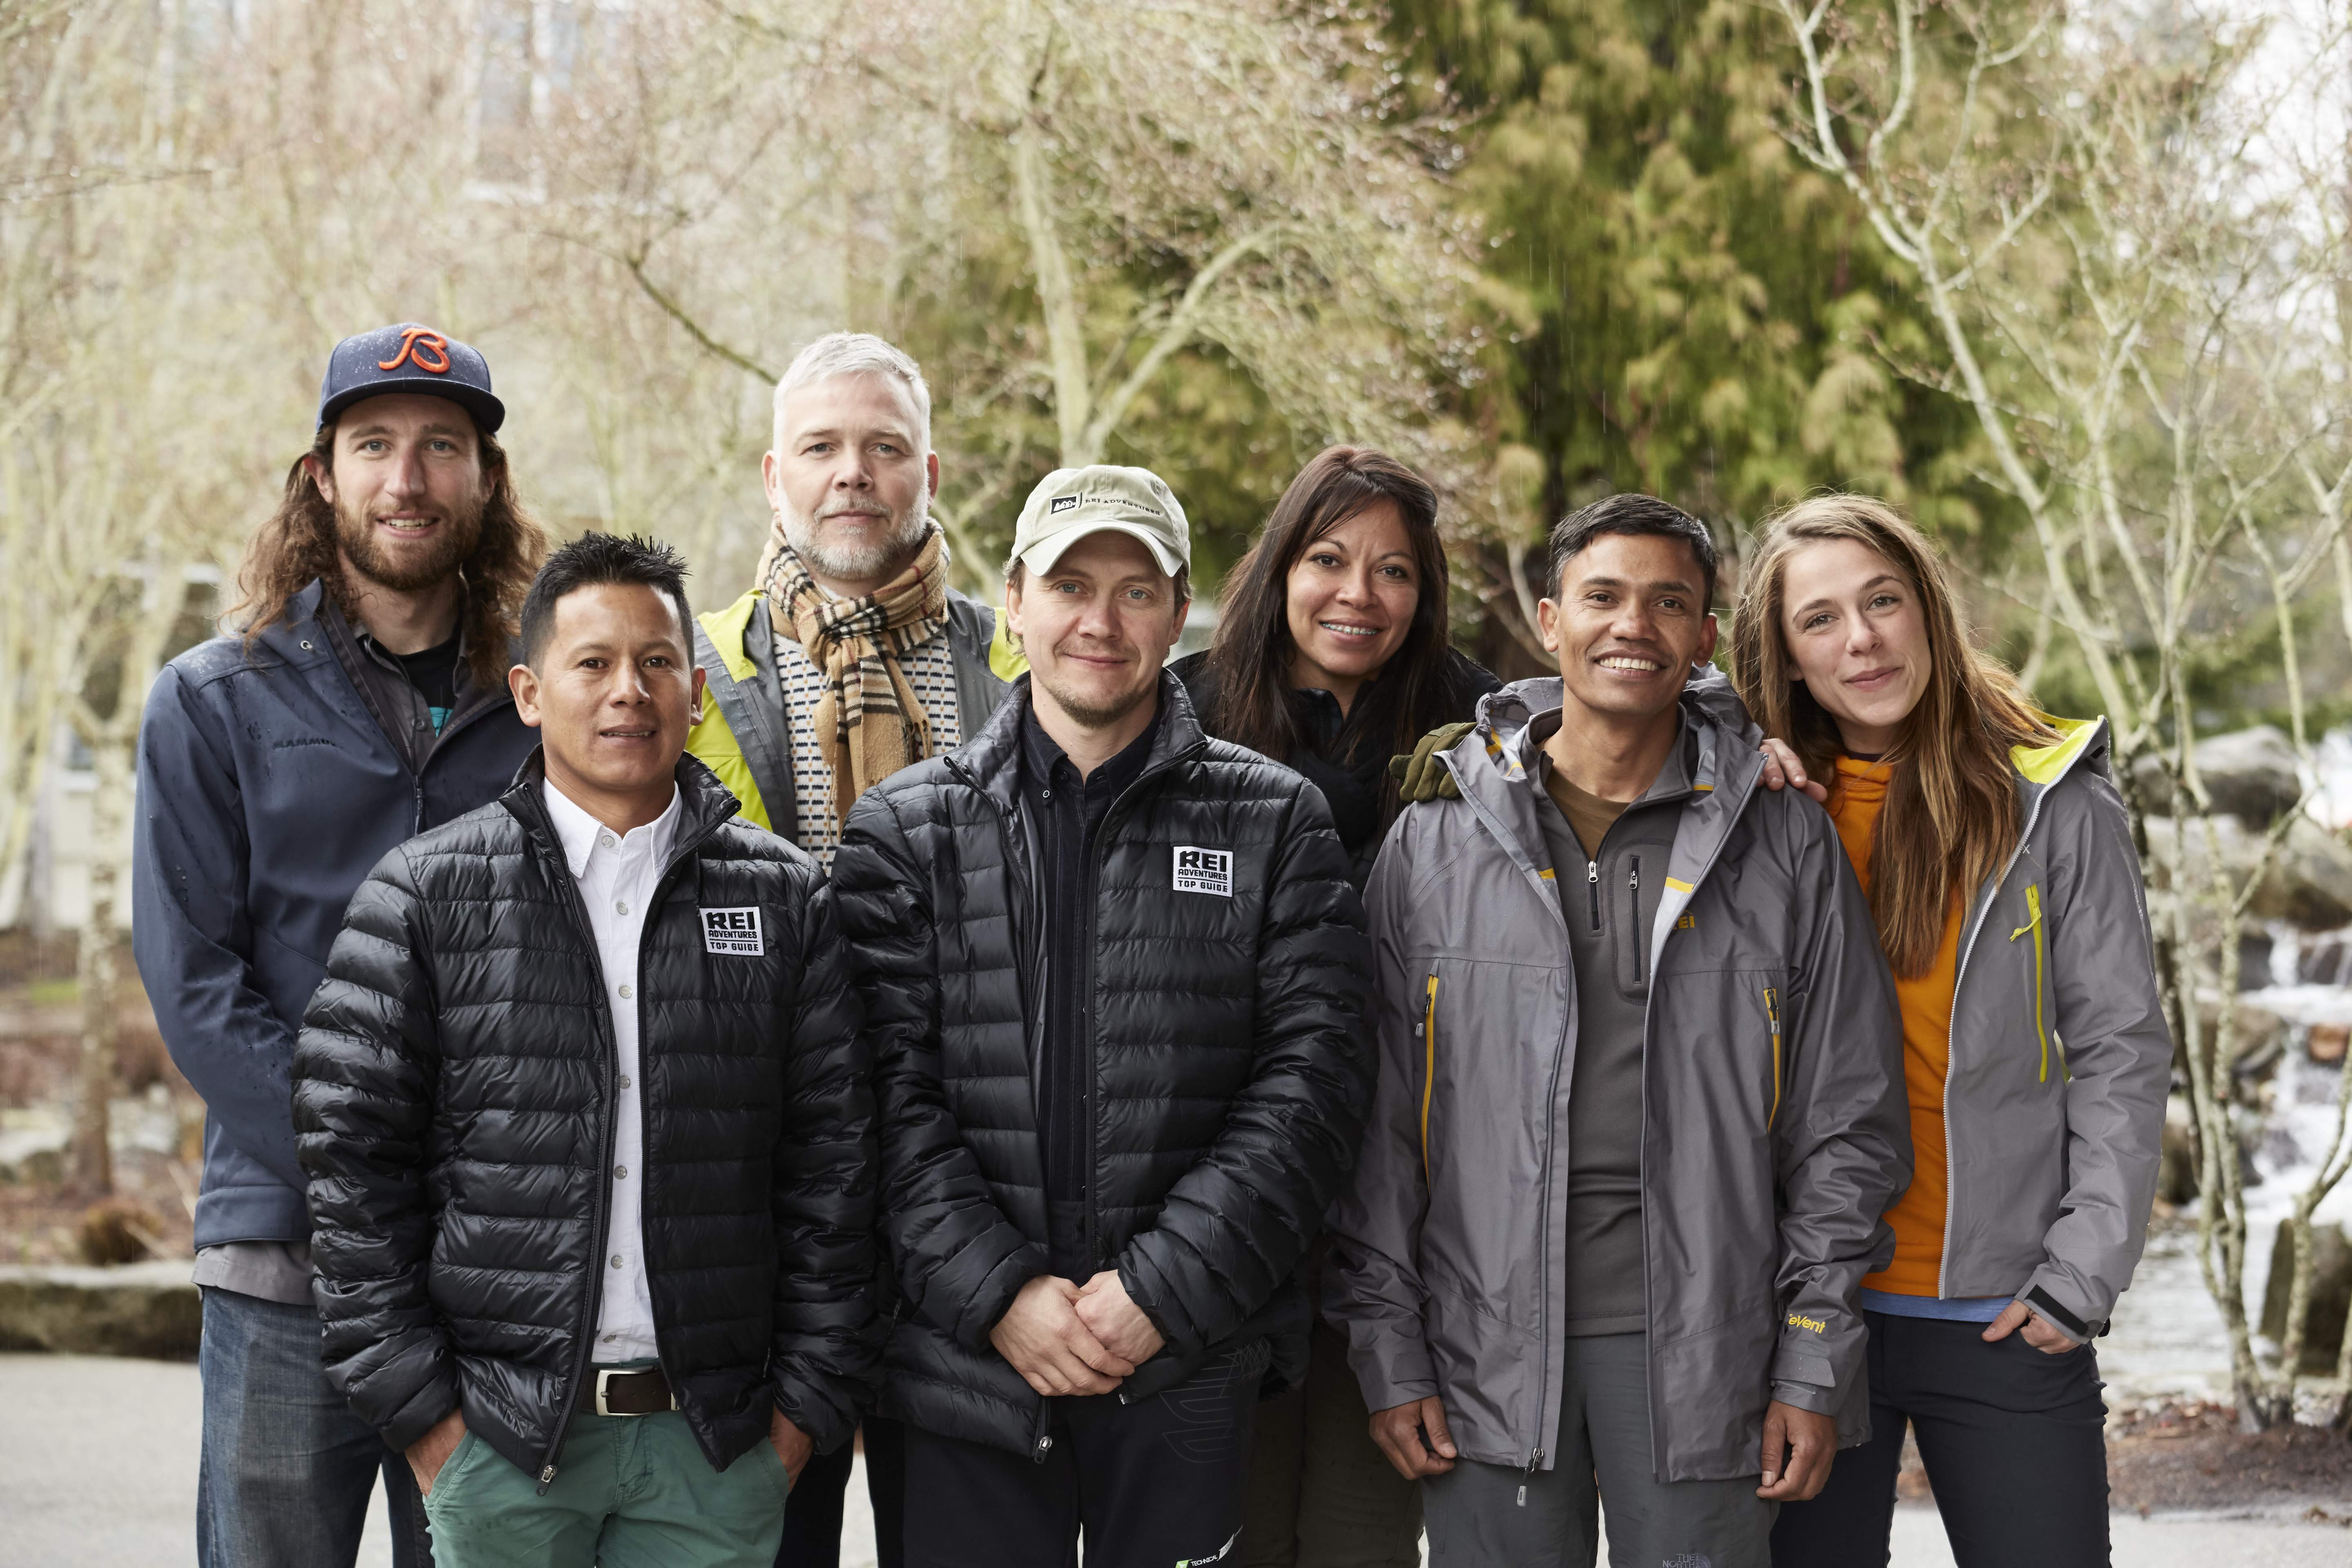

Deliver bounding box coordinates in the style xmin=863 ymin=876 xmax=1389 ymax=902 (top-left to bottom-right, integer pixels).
xmin=376 ymin=326 xmax=451 ymax=373
xmin=1786 ymin=1312 xmax=1826 ymax=1333
xmin=1173 ymin=845 xmax=1232 ymax=897
xmin=701 ymin=906 xmax=764 ymax=956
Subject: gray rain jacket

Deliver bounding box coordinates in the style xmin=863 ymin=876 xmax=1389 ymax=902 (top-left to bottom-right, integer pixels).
xmin=1325 ymin=673 xmax=1911 ymax=1482
xmin=1932 ymin=717 xmax=2170 ymax=1340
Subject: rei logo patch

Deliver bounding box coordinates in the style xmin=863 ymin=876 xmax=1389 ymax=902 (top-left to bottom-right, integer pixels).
xmin=701 ymin=906 xmax=765 ymax=957
xmin=1049 ymin=495 xmax=1079 ymax=514
xmin=1173 ymin=846 xmax=1233 ymax=898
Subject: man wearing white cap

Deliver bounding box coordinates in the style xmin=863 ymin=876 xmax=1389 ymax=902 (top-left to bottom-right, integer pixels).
xmin=829 ymin=466 xmax=1376 ymax=1567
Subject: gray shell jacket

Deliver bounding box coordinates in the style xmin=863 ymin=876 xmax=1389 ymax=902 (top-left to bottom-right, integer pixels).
xmin=1931 ymin=717 xmax=2170 ymax=1340
xmin=1324 ymin=672 xmax=1911 ymax=1482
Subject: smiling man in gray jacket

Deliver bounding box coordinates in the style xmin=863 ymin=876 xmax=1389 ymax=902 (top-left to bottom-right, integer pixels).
xmin=1325 ymin=495 xmax=1910 ymax=1568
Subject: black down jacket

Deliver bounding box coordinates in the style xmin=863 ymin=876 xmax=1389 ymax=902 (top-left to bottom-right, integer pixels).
xmin=292 ymin=754 xmax=879 ymax=1484
xmin=829 ymin=673 xmax=1374 ymax=1458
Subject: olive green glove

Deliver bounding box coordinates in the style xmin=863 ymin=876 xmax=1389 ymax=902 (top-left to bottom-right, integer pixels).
xmin=1388 ymin=721 xmax=1474 ymax=802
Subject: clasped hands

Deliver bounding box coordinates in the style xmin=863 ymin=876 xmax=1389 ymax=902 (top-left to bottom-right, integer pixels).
xmin=989 ymin=1271 xmax=1165 ymax=1397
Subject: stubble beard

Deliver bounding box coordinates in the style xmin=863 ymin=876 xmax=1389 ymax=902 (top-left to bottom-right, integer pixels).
xmin=333 ymin=488 xmax=486 ymax=593
xmin=1036 ymin=642 xmax=1158 ymax=732
xmin=783 ymin=488 xmax=933 ymax=587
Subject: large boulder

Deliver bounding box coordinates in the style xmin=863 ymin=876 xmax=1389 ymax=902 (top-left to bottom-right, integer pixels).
xmin=2145 ymin=814 xmax=2352 ymax=931
xmin=0 ymin=1262 xmax=200 ymax=1359
xmin=2259 ymin=1220 xmax=2352 ymax=1372
xmin=2133 ymin=726 xmax=2303 ymax=824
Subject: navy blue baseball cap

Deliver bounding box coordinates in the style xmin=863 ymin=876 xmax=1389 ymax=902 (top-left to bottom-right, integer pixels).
xmin=316 ymin=323 xmax=505 ymax=434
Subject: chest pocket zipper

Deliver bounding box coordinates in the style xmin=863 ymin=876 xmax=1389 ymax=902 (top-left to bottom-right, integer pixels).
xmin=1764 ymin=985 xmax=1783 ymax=1131
xmin=2011 ymin=885 xmax=2050 ymax=1083
xmin=1418 ymin=970 xmax=1440 ymax=1178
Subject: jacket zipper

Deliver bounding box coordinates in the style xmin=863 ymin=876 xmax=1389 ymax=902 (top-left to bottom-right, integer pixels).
xmin=1629 ymin=857 xmax=1644 ymax=985
xmin=525 ymin=802 xmax=715 ymax=1492
xmin=1586 ymin=858 xmax=1600 ymax=931
xmin=1764 ymin=986 xmax=1784 ymax=1131
xmin=1418 ymin=971 xmax=1440 ymax=1178
xmin=2011 ymin=884 xmax=2050 ymax=1083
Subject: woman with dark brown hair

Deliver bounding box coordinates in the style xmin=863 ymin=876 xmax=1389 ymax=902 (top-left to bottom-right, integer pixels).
xmin=1172 ymin=445 xmax=1495 ymax=1568
xmin=1726 ymin=494 xmax=2169 ymax=1568
xmin=1174 ymin=445 xmax=1497 ymax=893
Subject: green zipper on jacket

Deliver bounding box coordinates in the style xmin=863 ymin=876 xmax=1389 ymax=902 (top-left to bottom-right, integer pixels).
xmin=2011 ymin=884 xmax=2049 ymax=1083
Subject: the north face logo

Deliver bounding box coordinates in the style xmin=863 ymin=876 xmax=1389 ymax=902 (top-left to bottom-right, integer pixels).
xmin=701 ymin=906 xmax=764 ymax=956
xmin=1173 ymin=846 xmax=1232 ymax=898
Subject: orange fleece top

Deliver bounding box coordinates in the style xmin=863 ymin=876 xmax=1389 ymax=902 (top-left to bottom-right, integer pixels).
xmin=1826 ymin=757 xmax=1964 ymax=1297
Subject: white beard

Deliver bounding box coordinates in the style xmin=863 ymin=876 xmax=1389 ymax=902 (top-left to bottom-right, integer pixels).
xmin=783 ymin=488 xmax=933 ymax=586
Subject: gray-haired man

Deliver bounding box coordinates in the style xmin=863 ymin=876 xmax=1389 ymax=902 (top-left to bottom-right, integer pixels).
xmin=685 ymin=333 xmax=1016 ymax=1567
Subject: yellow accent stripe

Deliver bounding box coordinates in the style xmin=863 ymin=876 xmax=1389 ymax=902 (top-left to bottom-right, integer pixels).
xmin=1420 ymin=976 xmax=1439 ymax=1178
xmin=1764 ymin=986 xmax=1783 ymax=1131
xmin=2029 ymin=884 xmax=2049 ymax=1083
xmin=1665 ymin=877 xmax=1694 ymax=893
xmin=1692 ymin=783 xmax=1713 ymax=792
xmin=1539 ymin=868 xmax=1556 ymax=881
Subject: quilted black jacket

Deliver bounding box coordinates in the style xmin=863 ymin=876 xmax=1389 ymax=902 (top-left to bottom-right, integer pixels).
xmin=830 ymin=673 xmax=1373 ymax=1458
xmin=292 ymin=754 xmax=878 ymax=1484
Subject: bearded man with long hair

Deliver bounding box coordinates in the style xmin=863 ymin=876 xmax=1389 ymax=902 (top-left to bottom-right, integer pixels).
xmin=131 ymin=324 xmax=546 ymax=1568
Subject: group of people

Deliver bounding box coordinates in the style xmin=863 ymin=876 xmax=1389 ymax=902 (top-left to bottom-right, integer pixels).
xmin=131 ymin=321 xmax=2172 ymax=1568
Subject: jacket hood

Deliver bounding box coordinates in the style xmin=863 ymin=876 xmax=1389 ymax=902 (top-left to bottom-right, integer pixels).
xmin=2013 ymin=714 xmax=2109 ymax=789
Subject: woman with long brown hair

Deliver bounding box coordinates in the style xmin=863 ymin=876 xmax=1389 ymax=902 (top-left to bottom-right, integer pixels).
xmin=1727 ymin=494 xmax=2169 ymax=1568
xmin=1174 ymin=445 xmax=1497 ymax=891
xmin=1171 ymin=445 xmax=1494 ymax=1568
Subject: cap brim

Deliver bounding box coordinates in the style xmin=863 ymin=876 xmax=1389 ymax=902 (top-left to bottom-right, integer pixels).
xmin=320 ymin=379 xmax=506 ymax=436
xmin=1018 ymin=521 xmax=1185 ymax=580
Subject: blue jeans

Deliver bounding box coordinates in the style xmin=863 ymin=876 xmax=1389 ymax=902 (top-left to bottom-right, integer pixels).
xmin=197 ymin=1285 xmax=433 ymax=1568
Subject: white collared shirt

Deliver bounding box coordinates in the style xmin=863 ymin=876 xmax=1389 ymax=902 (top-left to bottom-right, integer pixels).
xmin=541 ymin=775 xmax=683 ymax=1365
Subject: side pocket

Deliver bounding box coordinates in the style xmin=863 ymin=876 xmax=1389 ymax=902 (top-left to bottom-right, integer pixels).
xmin=2011 ymin=885 xmax=2050 ymax=1084
xmin=1416 ymin=968 xmax=1440 ymax=1179
xmin=1764 ymin=984 xmax=1784 ymax=1132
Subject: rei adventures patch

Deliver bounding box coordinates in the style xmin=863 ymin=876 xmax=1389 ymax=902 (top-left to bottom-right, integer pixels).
xmin=701 ymin=906 xmax=765 ymax=956
xmin=1173 ymin=846 xmax=1233 ymax=898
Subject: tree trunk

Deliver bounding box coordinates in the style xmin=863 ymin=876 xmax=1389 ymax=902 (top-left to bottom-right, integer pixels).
xmin=67 ymin=732 xmax=130 ymax=1196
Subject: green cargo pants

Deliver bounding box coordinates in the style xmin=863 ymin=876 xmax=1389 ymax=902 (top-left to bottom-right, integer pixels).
xmin=420 ymin=1408 xmax=789 ymax=1568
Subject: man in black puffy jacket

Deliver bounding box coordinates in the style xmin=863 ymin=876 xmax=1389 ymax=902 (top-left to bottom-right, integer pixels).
xmin=294 ymin=534 xmax=878 ymax=1568
xmin=830 ymin=466 xmax=1374 ymax=1568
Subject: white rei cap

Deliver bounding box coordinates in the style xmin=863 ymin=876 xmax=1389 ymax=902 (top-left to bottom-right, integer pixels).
xmin=1008 ymin=465 xmax=1191 ymax=578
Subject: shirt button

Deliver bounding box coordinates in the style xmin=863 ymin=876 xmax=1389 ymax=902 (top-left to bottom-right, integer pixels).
xmin=614 ymin=1165 xmax=628 ymax=1179
xmin=618 ymin=984 xmax=633 ymax=1000
xmin=615 ymin=900 xmax=629 ymax=915
xmin=602 ymin=1333 xmax=617 ymax=1343
xmin=617 ymin=1075 xmax=631 ymax=1089
xmin=611 ymin=1255 xmax=624 ymax=1269
xmin=600 ymin=833 xmax=617 ymax=849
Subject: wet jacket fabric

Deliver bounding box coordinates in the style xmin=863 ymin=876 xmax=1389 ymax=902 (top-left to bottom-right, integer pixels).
xmin=1923 ymin=717 xmax=2170 ymax=1340
xmin=132 ymin=581 xmax=536 ymax=1250
xmin=829 ymin=673 xmax=1375 ymax=1459
xmin=687 ymin=587 xmax=1022 ymax=842
xmin=291 ymin=755 xmax=879 ymax=1481
xmin=1324 ymin=673 xmax=1911 ymax=1483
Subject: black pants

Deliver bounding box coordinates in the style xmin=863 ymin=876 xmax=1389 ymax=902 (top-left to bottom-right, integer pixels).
xmin=903 ymin=1342 xmax=1269 ymax=1568
xmin=1770 ymin=1310 xmax=2109 ymax=1568
xmin=776 ymin=1417 xmax=906 ymax=1568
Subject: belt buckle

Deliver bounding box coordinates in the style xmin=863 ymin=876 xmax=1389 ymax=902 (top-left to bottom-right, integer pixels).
xmin=594 ymin=1367 xmax=672 ymax=1418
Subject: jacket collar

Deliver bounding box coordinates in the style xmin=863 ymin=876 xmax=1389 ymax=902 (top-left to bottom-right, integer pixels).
xmin=1440 ymin=664 xmax=1768 ymax=964
xmin=953 ymin=668 xmax=1209 ymax=813
xmin=2012 ymin=714 xmax=2108 ymax=792
xmin=501 ymin=748 xmax=741 ymax=867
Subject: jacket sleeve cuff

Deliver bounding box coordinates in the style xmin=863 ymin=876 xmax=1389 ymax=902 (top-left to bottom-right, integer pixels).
xmin=954 ymin=1246 xmax=1049 ymax=1352
xmin=2020 ymin=1283 xmax=2095 ymax=1344
xmin=1770 ymin=1379 xmax=1834 ymax=1415
xmin=1340 ymin=1322 xmax=1440 ymax=1414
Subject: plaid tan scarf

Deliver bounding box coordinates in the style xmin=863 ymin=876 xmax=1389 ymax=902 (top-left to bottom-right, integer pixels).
xmin=761 ymin=522 xmax=949 ymax=820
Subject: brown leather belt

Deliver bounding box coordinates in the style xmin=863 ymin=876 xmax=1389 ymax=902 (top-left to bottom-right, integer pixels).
xmin=581 ymin=1365 xmax=677 ymax=1417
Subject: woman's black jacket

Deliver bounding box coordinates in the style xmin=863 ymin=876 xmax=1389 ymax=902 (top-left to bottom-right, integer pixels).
xmin=829 ymin=675 xmax=1374 ymax=1458
xmin=292 ymin=754 xmax=879 ymax=1485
